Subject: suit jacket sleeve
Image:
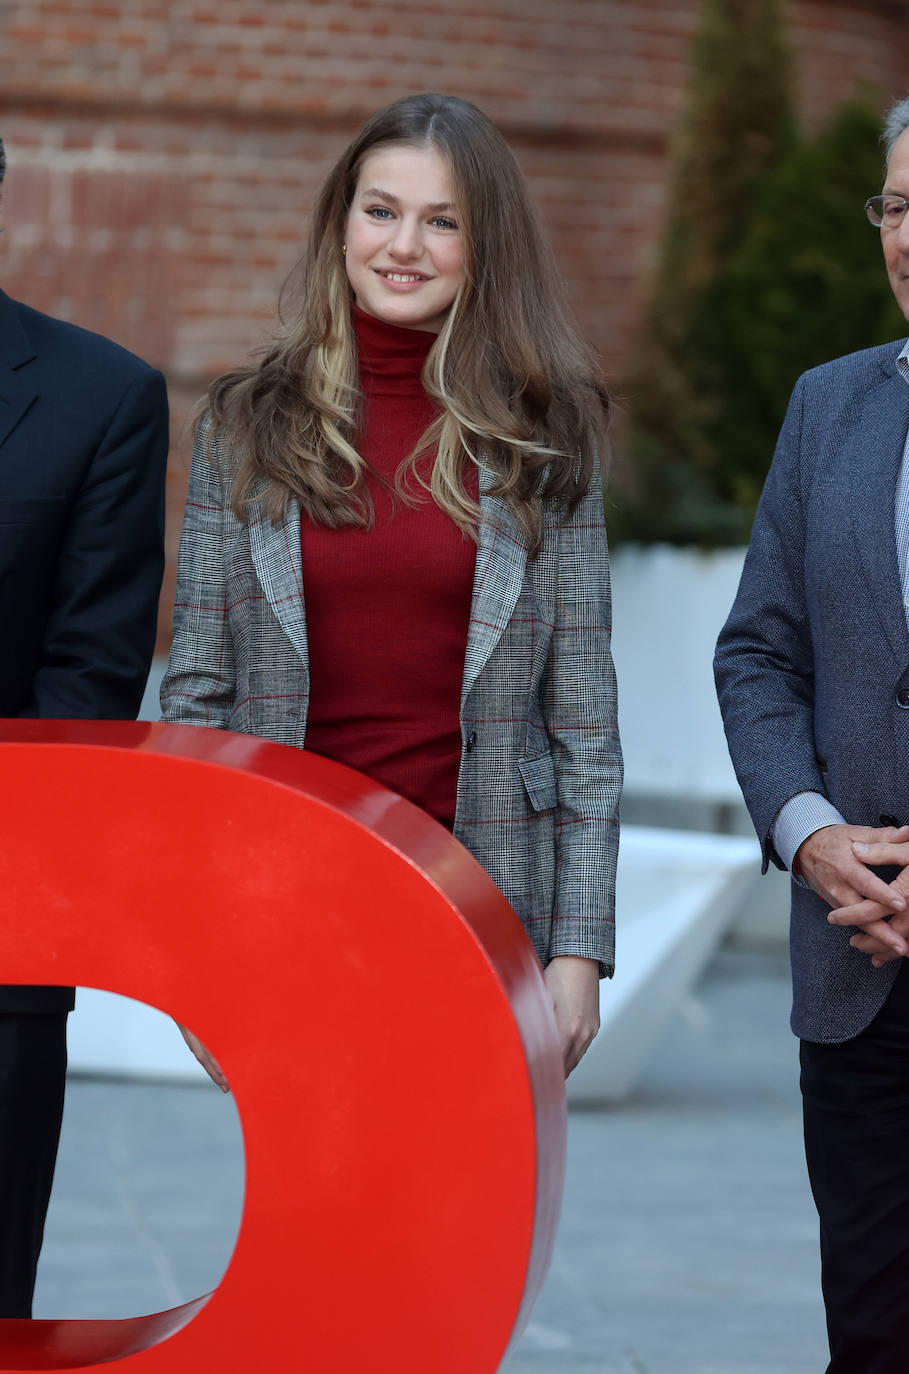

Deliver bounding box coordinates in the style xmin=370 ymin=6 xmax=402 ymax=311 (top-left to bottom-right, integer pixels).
xmin=714 ymin=372 xmax=829 ymax=870
xmin=19 ymin=367 xmax=168 ymax=719
xmin=160 ymin=414 xmax=237 ymax=726
xmin=541 ymin=459 xmax=623 ymax=975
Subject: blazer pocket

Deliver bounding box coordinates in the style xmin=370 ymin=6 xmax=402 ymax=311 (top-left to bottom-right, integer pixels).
xmin=0 ymin=496 xmax=66 ymax=525
xmin=518 ymin=751 xmax=557 ymax=812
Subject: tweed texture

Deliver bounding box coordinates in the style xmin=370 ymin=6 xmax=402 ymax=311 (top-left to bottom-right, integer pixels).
xmin=715 ymin=339 xmax=909 ymax=1042
xmin=161 ymin=416 xmax=622 ymax=975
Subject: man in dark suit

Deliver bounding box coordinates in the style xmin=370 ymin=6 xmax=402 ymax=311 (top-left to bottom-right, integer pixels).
xmin=715 ymin=95 xmax=909 ymax=1373
xmin=0 ymin=136 xmax=168 ymax=1316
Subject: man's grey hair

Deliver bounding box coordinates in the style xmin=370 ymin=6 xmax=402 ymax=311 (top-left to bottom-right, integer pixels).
xmin=884 ymin=96 xmax=909 ymax=163
xmin=0 ymin=138 xmax=5 ymax=185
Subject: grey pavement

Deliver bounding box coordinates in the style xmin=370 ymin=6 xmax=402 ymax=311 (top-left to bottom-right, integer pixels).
xmin=35 ymin=946 xmax=829 ymax=1373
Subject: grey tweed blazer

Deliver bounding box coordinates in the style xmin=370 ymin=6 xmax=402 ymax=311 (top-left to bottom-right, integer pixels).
xmin=715 ymin=339 xmax=909 ymax=1043
xmin=161 ymin=417 xmax=622 ymax=975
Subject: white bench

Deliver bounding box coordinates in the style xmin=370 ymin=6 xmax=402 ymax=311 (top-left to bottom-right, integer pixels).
xmin=567 ymin=824 xmax=761 ymax=1104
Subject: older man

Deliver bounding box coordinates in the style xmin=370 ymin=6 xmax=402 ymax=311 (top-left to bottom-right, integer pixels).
xmin=0 ymin=137 xmax=168 ymax=1315
xmin=715 ymin=94 xmax=909 ymax=1373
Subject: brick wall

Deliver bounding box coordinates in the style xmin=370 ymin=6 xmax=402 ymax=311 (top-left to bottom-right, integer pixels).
xmin=1 ymin=0 xmax=907 ymax=646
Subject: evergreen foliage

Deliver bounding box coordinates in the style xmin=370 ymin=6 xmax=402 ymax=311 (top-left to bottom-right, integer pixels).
xmin=716 ymin=101 xmax=906 ymax=520
xmin=611 ymin=0 xmax=906 ymax=546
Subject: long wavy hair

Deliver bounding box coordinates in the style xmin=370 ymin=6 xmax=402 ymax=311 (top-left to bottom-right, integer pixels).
xmin=208 ymin=92 xmax=609 ymax=553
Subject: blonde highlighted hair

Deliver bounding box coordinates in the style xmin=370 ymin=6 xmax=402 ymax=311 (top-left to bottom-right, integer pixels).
xmin=208 ymin=93 xmax=609 ymax=554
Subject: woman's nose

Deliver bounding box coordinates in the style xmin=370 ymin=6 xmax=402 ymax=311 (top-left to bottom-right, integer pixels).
xmin=388 ymin=218 xmax=421 ymax=259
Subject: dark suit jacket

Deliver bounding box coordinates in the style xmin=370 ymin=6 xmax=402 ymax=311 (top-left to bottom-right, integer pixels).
xmin=0 ymin=289 xmax=168 ymax=1012
xmin=715 ymin=339 xmax=909 ymax=1043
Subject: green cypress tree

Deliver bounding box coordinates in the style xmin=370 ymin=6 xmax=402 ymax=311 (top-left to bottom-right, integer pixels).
xmin=612 ymin=0 xmax=797 ymax=545
xmin=714 ymin=98 xmax=907 ymax=521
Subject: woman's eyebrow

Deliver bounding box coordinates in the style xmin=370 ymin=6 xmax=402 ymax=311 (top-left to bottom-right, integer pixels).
xmin=360 ymin=186 xmax=455 ymax=213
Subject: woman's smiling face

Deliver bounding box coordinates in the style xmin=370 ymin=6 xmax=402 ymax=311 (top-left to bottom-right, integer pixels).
xmin=344 ymin=143 xmax=465 ymax=333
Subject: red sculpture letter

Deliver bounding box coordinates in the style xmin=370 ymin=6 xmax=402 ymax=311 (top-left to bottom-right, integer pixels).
xmin=0 ymin=722 xmax=565 ymax=1372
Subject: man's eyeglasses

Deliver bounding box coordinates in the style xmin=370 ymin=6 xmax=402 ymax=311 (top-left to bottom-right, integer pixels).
xmin=865 ymin=194 xmax=909 ymax=229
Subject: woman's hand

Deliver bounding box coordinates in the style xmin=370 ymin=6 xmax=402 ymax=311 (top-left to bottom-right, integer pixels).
xmin=543 ymin=955 xmax=601 ymax=1078
xmin=177 ymin=1022 xmax=230 ymax=1093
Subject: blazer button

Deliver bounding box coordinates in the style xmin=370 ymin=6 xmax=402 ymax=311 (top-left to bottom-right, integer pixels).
xmin=898 ymin=690 xmax=909 ymax=709
xmin=465 ymin=731 xmax=477 ymax=753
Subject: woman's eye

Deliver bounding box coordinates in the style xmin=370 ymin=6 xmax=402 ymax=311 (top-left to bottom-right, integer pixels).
xmin=884 ymin=198 xmax=908 ymax=222
xmin=366 ymin=206 xmax=393 ymax=220
xmin=431 ymin=216 xmax=458 ymax=231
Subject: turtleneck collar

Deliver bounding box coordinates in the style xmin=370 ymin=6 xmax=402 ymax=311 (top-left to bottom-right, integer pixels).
xmin=353 ymin=304 xmax=436 ymax=396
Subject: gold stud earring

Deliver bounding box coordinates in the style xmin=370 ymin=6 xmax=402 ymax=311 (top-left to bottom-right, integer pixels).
xmin=342 ymin=243 xmax=347 ymax=256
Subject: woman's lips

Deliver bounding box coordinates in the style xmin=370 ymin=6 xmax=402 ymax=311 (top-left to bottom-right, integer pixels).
xmin=374 ymin=269 xmax=431 ymax=287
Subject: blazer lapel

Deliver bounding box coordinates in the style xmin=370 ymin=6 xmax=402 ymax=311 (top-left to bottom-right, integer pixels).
xmin=461 ymin=466 xmax=528 ymax=705
xmin=848 ymin=367 xmax=909 ymax=665
xmin=247 ymin=492 xmax=310 ymax=665
xmin=246 ymin=465 xmax=528 ymax=687
xmin=0 ymin=293 xmax=38 ymax=451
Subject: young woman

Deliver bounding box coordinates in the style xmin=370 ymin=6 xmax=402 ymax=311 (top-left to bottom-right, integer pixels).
xmin=161 ymin=92 xmax=622 ymax=1081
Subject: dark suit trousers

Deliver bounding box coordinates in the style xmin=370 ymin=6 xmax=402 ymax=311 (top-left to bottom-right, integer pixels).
xmin=801 ymin=961 xmax=909 ymax=1373
xmin=0 ymin=1014 xmax=67 ymax=1318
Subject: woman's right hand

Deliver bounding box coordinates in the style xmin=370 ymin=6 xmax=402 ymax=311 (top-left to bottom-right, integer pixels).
xmin=177 ymin=1022 xmax=230 ymax=1093
xmin=543 ymin=955 xmax=601 ymax=1077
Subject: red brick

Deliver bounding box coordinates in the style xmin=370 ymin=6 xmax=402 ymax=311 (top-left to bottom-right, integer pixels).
xmin=0 ymin=0 xmax=906 ymax=653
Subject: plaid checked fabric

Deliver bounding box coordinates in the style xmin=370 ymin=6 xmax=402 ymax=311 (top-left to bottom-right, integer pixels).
xmin=162 ymin=415 xmax=623 ymax=975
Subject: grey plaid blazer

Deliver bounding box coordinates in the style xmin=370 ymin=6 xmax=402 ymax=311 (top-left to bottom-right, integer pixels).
xmin=161 ymin=417 xmax=622 ymax=975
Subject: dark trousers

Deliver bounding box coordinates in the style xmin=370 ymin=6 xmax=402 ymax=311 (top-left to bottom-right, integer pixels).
xmin=801 ymin=961 xmax=909 ymax=1373
xmin=0 ymin=1014 xmax=67 ymax=1318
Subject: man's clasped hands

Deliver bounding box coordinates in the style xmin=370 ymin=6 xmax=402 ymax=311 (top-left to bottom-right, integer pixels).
xmin=797 ymin=823 xmax=909 ymax=966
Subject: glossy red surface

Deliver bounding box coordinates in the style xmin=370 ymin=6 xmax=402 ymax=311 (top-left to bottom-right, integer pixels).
xmin=0 ymin=721 xmax=565 ymax=1371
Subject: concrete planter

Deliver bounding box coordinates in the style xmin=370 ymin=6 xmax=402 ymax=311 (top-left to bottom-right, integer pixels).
xmin=609 ymin=543 xmax=747 ymax=804
xmin=609 ymin=543 xmax=791 ymax=948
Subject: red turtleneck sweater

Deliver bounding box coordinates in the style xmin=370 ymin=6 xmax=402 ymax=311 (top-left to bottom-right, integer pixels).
xmin=299 ymin=307 xmax=478 ymax=828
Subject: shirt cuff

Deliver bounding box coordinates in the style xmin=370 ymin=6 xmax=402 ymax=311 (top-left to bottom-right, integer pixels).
xmin=772 ymin=792 xmax=847 ymax=877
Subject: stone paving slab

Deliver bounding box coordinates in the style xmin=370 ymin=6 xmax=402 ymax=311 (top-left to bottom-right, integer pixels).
xmin=35 ymin=947 xmax=829 ymax=1372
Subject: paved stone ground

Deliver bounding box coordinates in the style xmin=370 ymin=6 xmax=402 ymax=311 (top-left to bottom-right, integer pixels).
xmin=35 ymin=947 xmax=829 ymax=1373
